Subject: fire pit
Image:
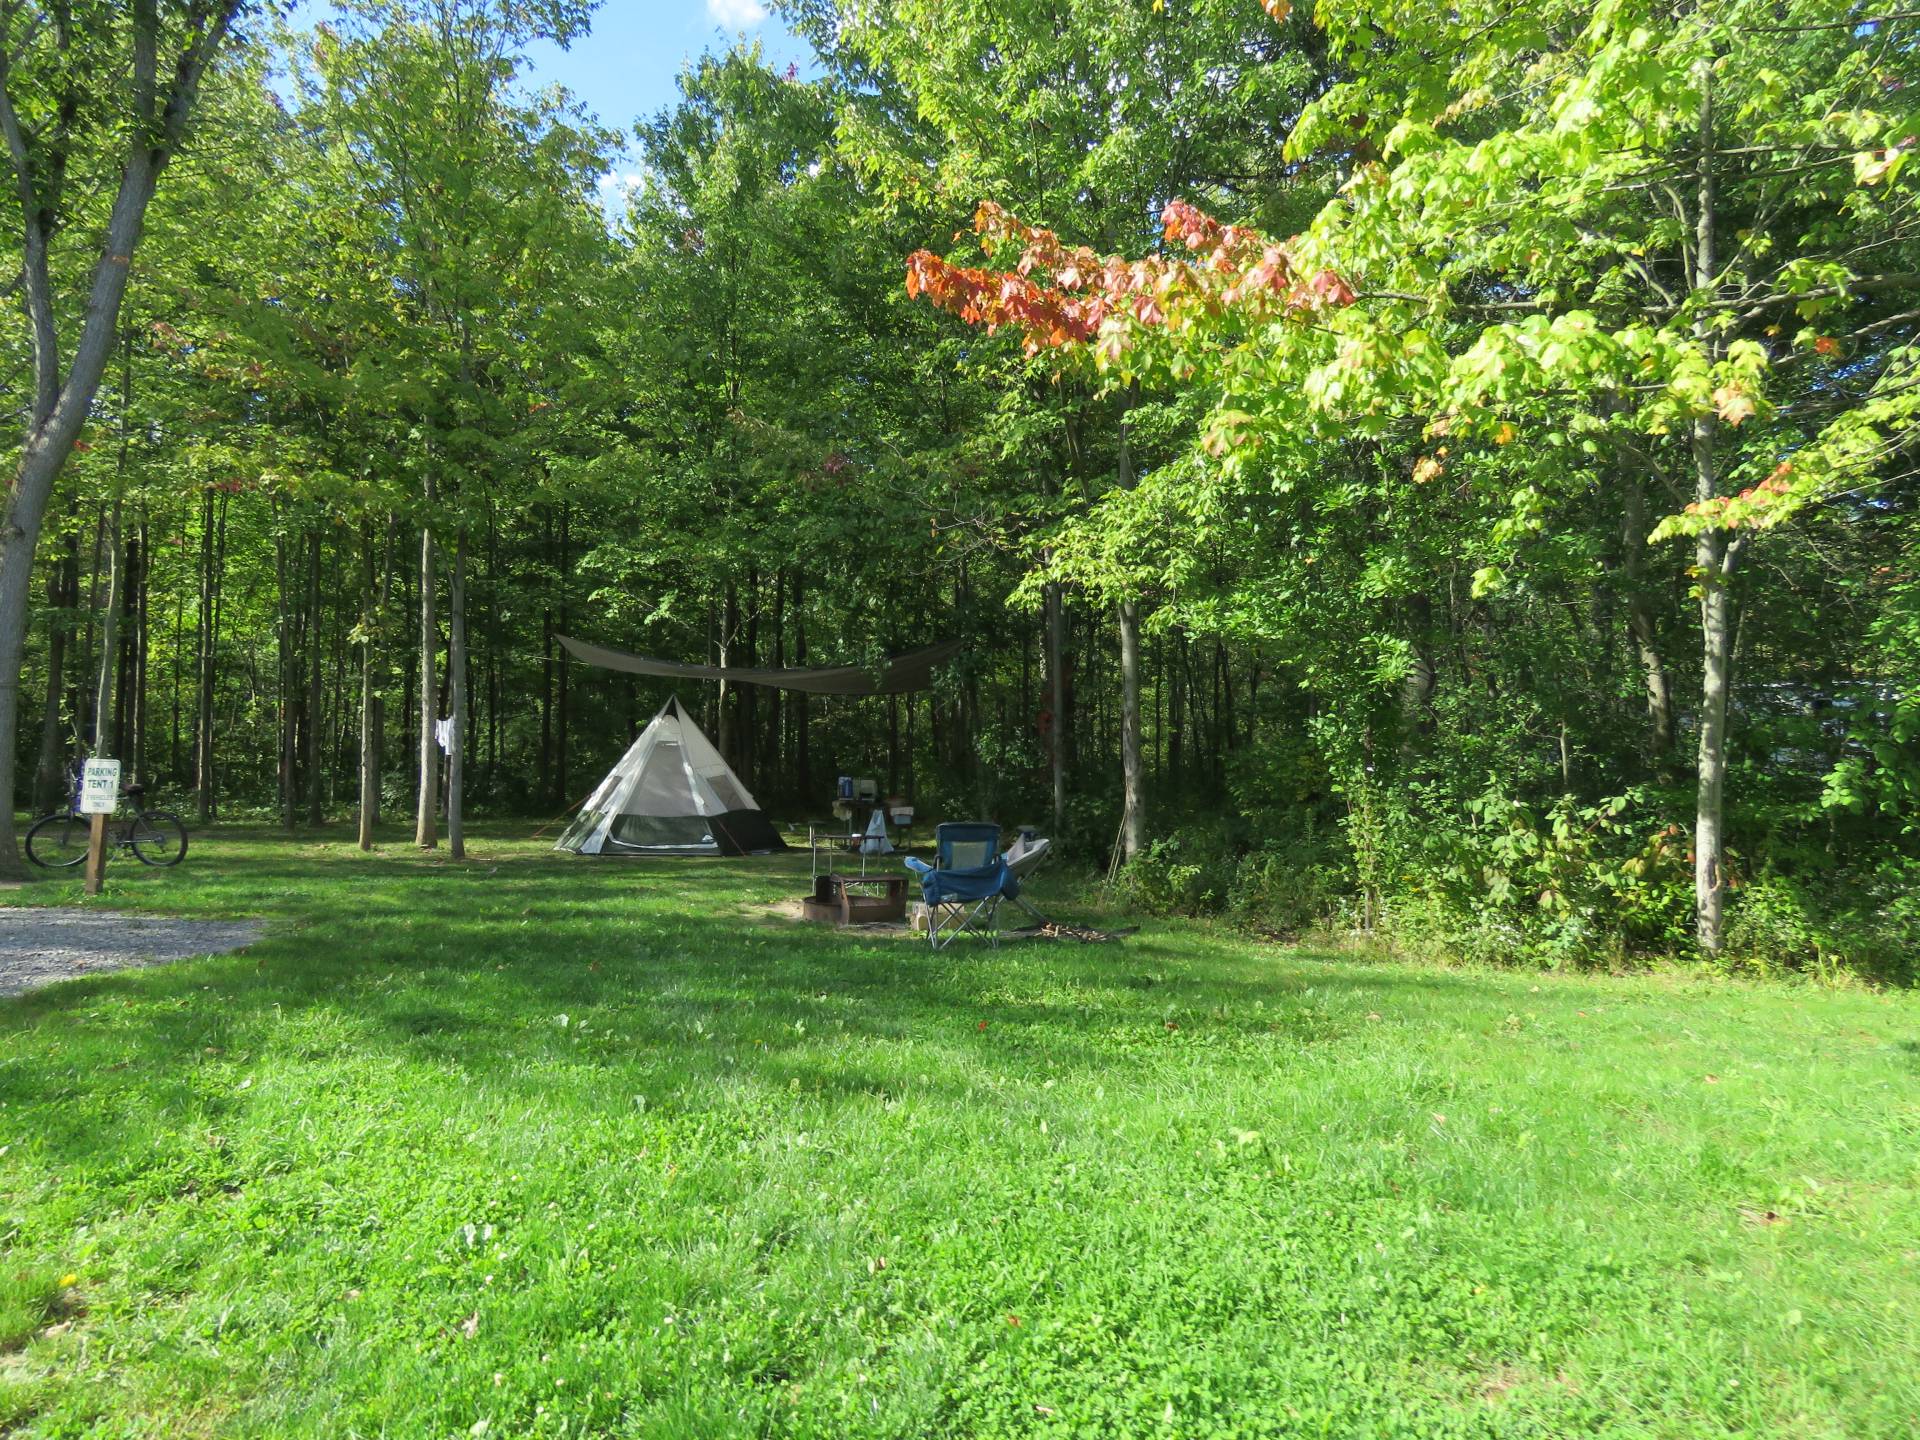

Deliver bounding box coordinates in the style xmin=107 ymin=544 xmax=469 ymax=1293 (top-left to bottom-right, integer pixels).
xmin=801 ymin=872 xmax=908 ymax=926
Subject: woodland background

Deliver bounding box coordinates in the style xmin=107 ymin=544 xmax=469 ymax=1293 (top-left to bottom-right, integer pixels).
xmin=5 ymin=0 xmax=1917 ymax=978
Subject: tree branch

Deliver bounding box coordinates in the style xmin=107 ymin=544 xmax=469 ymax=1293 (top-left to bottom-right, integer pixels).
xmin=0 ymin=25 xmax=57 ymax=426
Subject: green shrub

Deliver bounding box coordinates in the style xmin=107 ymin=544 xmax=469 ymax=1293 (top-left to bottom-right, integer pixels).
xmin=1113 ymin=826 xmax=1235 ymax=917
xmin=1225 ymin=845 xmax=1347 ymax=935
xmin=1368 ymin=785 xmax=1694 ymax=969
xmin=1725 ymin=860 xmax=1920 ymax=986
xmin=1115 ymin=779 xmax=1917 ymax=982
xmin=1115 ymin=817 xmax=1349 ymax=933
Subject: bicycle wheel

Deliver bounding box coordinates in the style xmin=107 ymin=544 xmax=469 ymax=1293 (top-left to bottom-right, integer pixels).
xmin=25 ymin=812 xmax=91 ymax=869
xmin=130 ymin=811 xmax=189 ymax=867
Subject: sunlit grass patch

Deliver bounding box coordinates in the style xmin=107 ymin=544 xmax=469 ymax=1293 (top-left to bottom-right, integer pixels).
xmin=0 ymin=826 xmax=1916 ymax=1437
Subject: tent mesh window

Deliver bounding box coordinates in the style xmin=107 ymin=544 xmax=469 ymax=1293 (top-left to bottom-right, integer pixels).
xmin=607 ymin=815 xmax=717 ymax=848
xmin=702 ymin=769 xmax=749 ymax=813
xmin=633 ymin=742 xmax=694 ymax=812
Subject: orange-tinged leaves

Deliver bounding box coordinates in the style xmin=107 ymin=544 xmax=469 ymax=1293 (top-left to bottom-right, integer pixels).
xmin=1261 ymin=0 xmax=1292 ymax=22
xmin=1854 ymin=147 xmax=1899 ymax=185
xmin=905 ymin=199 xmax=1350 ymax=364
xmin=1303 ymin=268 xmax=1357 ymax=308
xmin=1712 ymin=384 xmax=1756 ymax=426
xmin=1680 ymin=462 xmax=1795 ymax=529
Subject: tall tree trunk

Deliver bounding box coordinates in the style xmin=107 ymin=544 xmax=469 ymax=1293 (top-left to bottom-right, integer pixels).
xmin=770 ymin=569 xmax=785 ymax=790
xmin=358 ymin=525 xmax=381 ymax=850
xmin=448 ymin=527 xmax=467 ymax=860
xmin=888 ymin=692 xmax=900 ymax=797
xmin=1169 ymin=632 xmax=1186 ymax=783
xmin=115 ymin=548 xmax=133 ymax=759
xmin=32 ymin=528 xmax=75 ymax=810
xmin=907 ymin=683 xmax=918 ymax=804
xmin=170 ymin=529 xmax=185 ymax=783
xmin=100 ymin=335 xmax=134 ymax=763
xmin=1246 ymin=649 xmax=1261 ymax=749
xmin=1151 ymin=634 xmax=1162 ymax=781
xmin=539 ymin=506 xmax=553 ymax=804
xmin=555 ymin=501 xmax=570 ymax=803
xmin=193 ymin=492 xmax=220 ymax=822
xmin=1045 ymin=581 xmax=1067 ymax=833
xmin=92 ymin=495 xmax=122 ymax=756
xmin=1212 ymin=642 xmax=1226 ymax=788
xmin=1021 ymin=617 xmax=1033 ymax=756
xmin=332 ymin=547 xmax=350 ymax=814
xmin=1694 ymin=520 xmax=1741 ymax=953
xmin=1119 ymin=600 xmax=1144 ymax=857
xmin=169 ymin=546 xmax=183 ymax=783
xmin=274 ymin=521 xmax=295 ymax=830
xmin=719 ymin=579 xmax=738 ymax=767
xmin=79 ymin=507 xmax=101 ymax=746
xmin=742 ymin=568 xmax=759 ymax=786
xmin=792 ymin=571 xmax=809 ymax=799
xmin=485 ymin=502 xmax=499 ymax=782
xmin=1399 ymin=594 xmax=1437 ymax=753
xmin=0 ymin=4 xmax=239 ymax=872
xmin=1689 ymin=55 xmax=1740 ymax=955
xmin=1621 ymin=475 xmax=1676 ymax=767
xmin=1115 ymin=393 xmax=1145 ymax=862
xmin=306 ymin=529 xmax=323 ymax=825
xmin=130 ymin=519 xmax=148 ymax=778
xmin=416 ymin=492 xmax=438 ymax=848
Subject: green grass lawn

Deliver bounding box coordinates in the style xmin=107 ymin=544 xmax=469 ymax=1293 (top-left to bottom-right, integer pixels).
xmin=1 ymin=827 xmax=1917 ymax=1438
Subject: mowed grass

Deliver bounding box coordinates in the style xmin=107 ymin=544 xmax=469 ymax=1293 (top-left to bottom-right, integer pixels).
xmin=1 ymin=828 xmax=1917 ymax=1439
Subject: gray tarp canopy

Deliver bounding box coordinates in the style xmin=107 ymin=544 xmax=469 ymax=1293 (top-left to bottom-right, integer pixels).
xmin=558 ymin=635 xmax=963 ymax=695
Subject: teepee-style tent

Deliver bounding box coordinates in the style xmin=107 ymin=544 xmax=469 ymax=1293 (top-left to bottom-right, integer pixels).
xmin=556 ymin=696 xmax=786 ymax=856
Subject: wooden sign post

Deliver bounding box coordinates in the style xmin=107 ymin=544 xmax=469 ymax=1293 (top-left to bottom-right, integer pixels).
xmin=84 ymin=814 xmax=109 ymax=896
xmin=79 ymin=758 xmax=120 ymax=897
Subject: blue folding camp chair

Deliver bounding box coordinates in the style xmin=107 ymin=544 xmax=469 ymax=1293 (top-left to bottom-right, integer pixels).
xmin=904 ymin=822 xmax=1019 ymax=949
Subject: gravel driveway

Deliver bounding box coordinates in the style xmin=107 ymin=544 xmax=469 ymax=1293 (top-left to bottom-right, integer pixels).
xmin=0 ymin=909 xmax=263 ymax=998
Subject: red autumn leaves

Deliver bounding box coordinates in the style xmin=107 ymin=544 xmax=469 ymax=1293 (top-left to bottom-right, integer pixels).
xmin=905 ymin=199 xmax=1354 ymax=359
xmin=904 ymin=246 xmax=1098 ymax=354
xmin=1683 ymin=461 xmax=1796 ymax=527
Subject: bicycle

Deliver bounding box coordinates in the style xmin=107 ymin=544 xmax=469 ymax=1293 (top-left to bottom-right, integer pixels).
xmin=25 ymin=781 xmax=190 ymax=870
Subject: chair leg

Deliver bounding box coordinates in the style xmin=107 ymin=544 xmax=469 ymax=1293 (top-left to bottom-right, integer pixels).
xmin=923 ymin=891 xmax=1022 ymax=950
xmin=928 ymin=903 xmax=966 ymax=951
xmin=964 ymin=896 xmax=998 ymax=946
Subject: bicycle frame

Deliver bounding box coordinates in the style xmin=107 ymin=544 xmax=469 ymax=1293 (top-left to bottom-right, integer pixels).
xmin=25 ymin=775 xmax=188 ymax=872
xmin=44 ymin=776 xmax=171 ymax=848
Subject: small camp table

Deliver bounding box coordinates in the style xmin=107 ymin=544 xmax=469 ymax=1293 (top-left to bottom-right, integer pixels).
xmin=805 ymin=821 xmax=918 ymax=878
xmin=806 ymin=822 xmax=867 ymax=878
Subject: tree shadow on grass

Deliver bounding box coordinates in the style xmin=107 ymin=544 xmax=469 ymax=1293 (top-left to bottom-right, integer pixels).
xmin=0 ymin=838 xmax=1538 ymax=1184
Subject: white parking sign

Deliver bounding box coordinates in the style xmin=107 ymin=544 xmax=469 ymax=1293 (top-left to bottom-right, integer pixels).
xmin=80 ymin=758 xmax=121 ymax=815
